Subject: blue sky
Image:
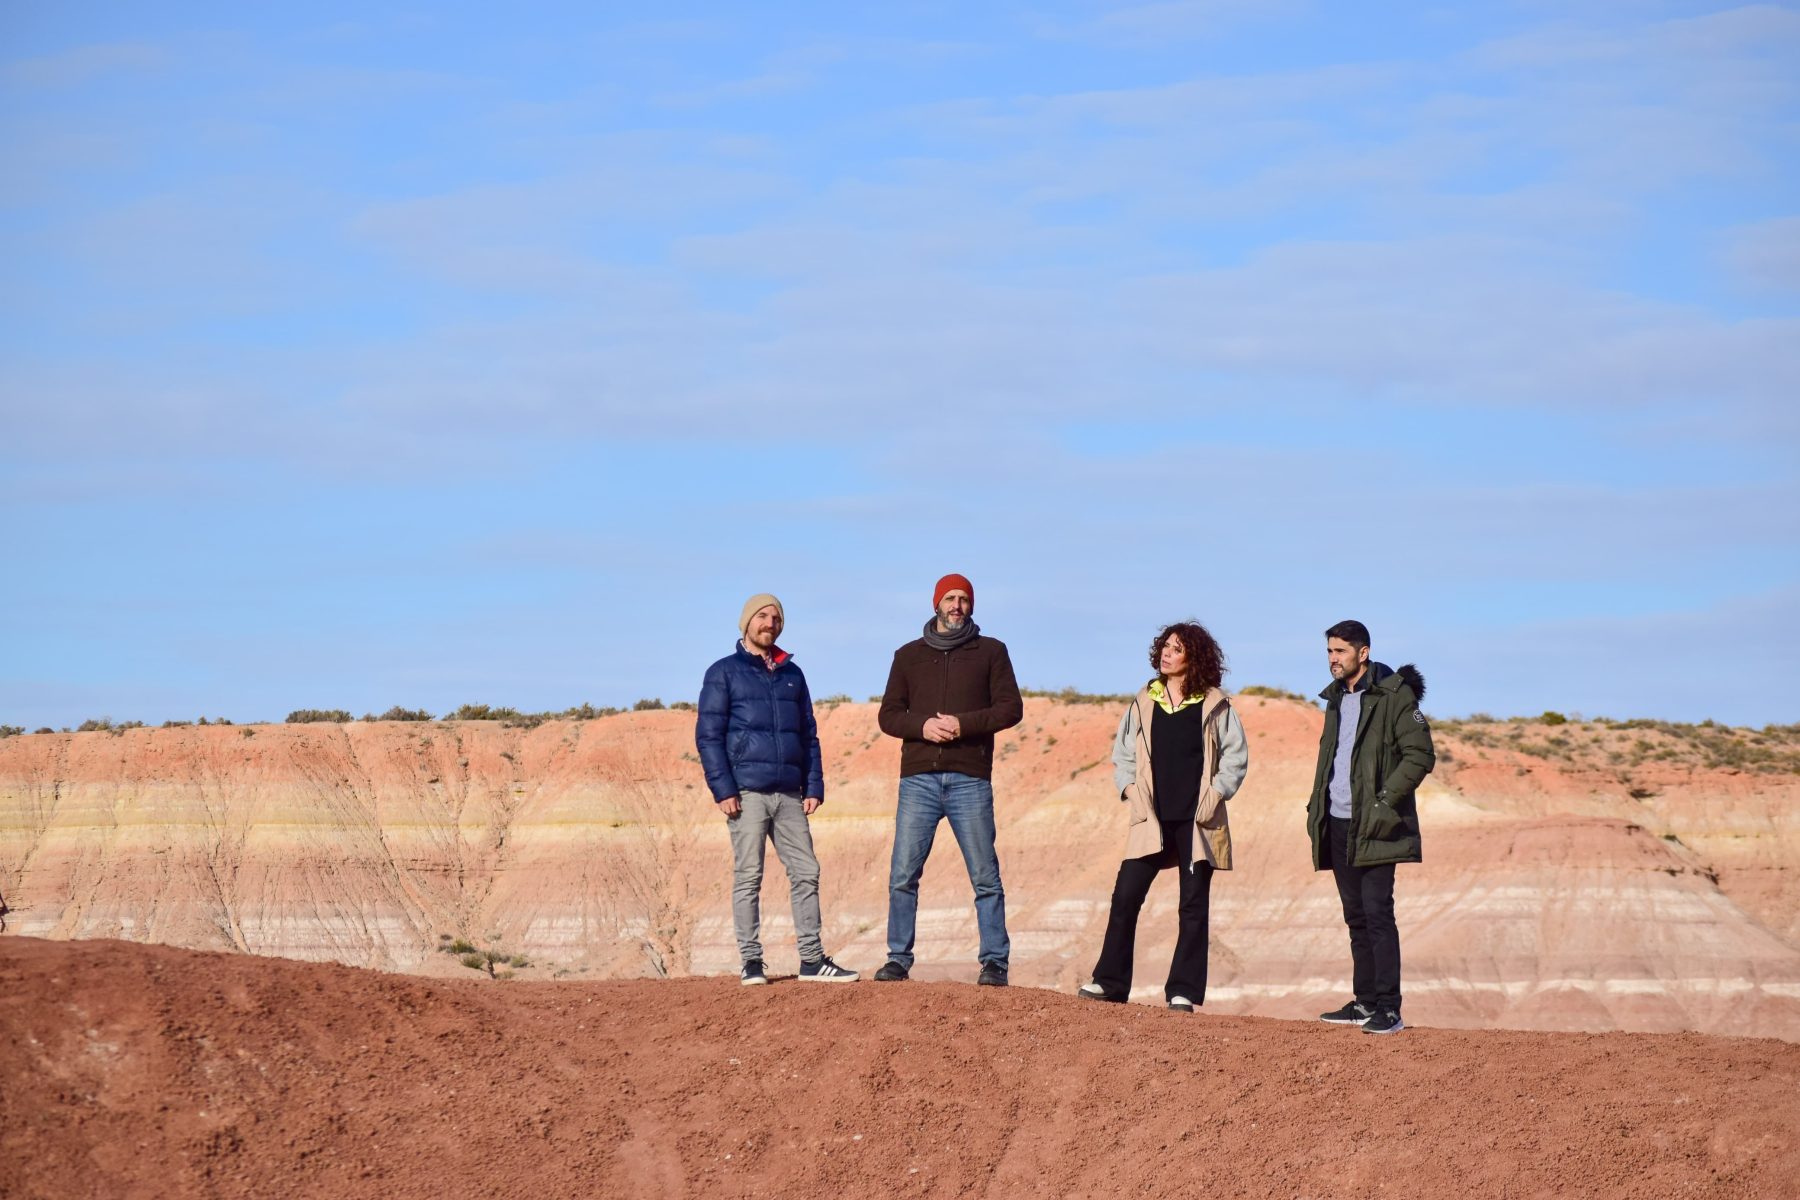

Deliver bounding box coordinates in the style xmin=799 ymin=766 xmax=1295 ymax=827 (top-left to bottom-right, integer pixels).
xmin=2 ymin=1 xmax=1796 ymax=728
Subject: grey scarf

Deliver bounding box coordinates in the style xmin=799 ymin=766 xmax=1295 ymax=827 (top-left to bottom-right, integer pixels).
xmin=921 ymin=615 xmax=980 ymax=651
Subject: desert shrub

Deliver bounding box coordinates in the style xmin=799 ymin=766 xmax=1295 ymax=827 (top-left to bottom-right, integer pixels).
xmin=819 ymin=693 xmax=853 ymax=706
xmin=286 ymin=709 xmax=352 ymax=724
xmin=669 ymin=700 xmax=696 ymax=711
xmin=368 ymin=706 xmax=434 ymax=722
xmin=448 ymin=938 xmax=477 ymax=954
xmin=1539 ymin=711 xmax=1568 ymax=726
xmin=0 ymin=725 xmax=21 ymax=738
xmin=1020 ymin=687 xmax=1133 ymax=705
xmin=454 ymin=945 xmax=521 ymax=977
xmin=559 ymin=702 xmax=621 ymax=720
xmin=240 ymin=728 xmax=256 ymax=738
xmin=634 ymin=698 xmax=666 ymax=711
xmin=33 ymin=727 xmax=53 ymax=735
xmin=1239 ymin=685 xmax=1310 ymax=703
xmin=444 ymin=704 xmax=514 ymax=721
xmin=76 ymin=717 xmax=114 ymax=733
xmin=161 ymin=719 xmax=193 ymax=728
xmin=110 ymin=720 xmax=144 ymax=735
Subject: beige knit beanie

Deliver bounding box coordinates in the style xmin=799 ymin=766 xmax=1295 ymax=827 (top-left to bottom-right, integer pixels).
xmin=738 ymin=593 xmax=784 ymax=635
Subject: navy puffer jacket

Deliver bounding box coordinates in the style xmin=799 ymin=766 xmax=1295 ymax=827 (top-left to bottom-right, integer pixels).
xmin=696 ymin=643 xmax=825 ymax=803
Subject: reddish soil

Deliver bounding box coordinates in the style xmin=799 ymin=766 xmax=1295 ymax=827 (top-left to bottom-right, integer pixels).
xmin=4 ymin=937 xmax=1797 ymax=1199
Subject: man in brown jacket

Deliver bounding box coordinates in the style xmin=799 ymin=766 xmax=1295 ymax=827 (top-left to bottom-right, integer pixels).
xmin=873 ymin=573 xmax=1024 ymax=986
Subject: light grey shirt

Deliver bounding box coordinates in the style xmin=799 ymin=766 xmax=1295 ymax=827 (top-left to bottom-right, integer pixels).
xmin=1327 ymin=685 xmax=1364 ymax=819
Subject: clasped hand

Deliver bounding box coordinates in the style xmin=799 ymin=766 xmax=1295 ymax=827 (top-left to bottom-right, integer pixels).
xmin=921 ymin=713 xmax=962 ymax=743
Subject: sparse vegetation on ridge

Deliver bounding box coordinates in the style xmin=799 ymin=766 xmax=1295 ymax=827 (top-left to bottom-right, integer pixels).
xmin=0 ymin=725 xmax=21 ymax=738
xmin=74 ymin=717 xmax=145 ymax=735
xmin=1020 ymin=687 xmax=1133 ymax=705
xmin=286 ymin=709 xmax=353 ymax=724
xmin=442 ymin=702 xmax=624 ymax=728
xmin=363 ymin=706 xmax=434 ymax=722
xmin=1432 ymin=714 xmax=1800 ymax=775
xmin=1239 ymin=685 xmax=1312 ymax=703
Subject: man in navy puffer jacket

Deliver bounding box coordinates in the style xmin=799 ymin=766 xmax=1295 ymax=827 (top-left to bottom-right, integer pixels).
xmin=697 ymin=593 xmax=859 ymax=985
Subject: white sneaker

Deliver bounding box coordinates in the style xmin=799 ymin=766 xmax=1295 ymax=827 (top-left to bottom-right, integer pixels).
xmin=797 ymin=955 xmax=859 ymax=982
xmin=1168 ymin=995 xmax=1195 ymax=1012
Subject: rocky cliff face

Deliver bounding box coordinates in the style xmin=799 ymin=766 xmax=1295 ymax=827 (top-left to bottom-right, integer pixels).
xmin=3 ymin=699 xmax=1797 ymax=1038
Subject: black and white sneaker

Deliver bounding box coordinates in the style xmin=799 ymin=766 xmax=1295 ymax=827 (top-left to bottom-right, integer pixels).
xmin=1362 ymin=1010 xmax=1405 ymax=1035
xmin=797 ymin=956 xmax=859 ymax=983
xmin=1319 ymin=1001 xmax=1373 ymax=1025
xmin=1078 ymin=982 xmax=1123 ymax=1003
xmin=741 ymin=959 xmax=769 ymax=986
xmin=1167 ymin=995 xmax=1196 ymax=1012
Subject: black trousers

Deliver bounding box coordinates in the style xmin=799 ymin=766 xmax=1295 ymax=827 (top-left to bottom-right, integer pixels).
xmin=1091 ymin=819 xmax=1214 ymax=1002
xmin=1327 ymin=816 xmax=1402 ymax=1013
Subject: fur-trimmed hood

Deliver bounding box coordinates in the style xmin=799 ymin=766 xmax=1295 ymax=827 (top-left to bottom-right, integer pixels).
xmin=1319 ymin=661 xmax=1427 ymax=704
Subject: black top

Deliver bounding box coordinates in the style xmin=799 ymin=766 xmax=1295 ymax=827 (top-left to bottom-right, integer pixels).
xmin=1150 ymin=702 xmax=1207 ymax=822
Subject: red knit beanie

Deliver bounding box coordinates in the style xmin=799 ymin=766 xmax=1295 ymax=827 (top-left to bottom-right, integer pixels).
xmin=933 ymin=573 xmax=974 ymax=609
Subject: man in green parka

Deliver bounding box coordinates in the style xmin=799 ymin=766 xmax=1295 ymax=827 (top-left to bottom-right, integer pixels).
xmin=1306 ymin=619 xmax=1434 ymax=1035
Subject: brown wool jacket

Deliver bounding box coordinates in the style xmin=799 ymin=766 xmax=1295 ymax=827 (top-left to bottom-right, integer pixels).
xmin=878 ymin=634 xmax=1024 ymax=780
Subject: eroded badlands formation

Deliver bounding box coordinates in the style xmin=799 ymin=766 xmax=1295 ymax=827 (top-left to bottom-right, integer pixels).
xmin=2 ymin=698 xmax=1797 ymax=1038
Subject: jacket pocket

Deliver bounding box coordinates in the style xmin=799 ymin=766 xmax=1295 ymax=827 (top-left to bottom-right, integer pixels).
xmin=1125 ymin=783 xmax=1151 ymax=825
xmin=1198 ymin=792 xmax=1226 ymax=828
xmin=1366 ymin=792 xmax=1405 ymax=840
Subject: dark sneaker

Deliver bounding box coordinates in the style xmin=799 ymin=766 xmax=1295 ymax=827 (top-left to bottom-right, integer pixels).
xmin=741 ymin=960 xmax=769 ymax=986
xmin=797 ymin=956 xmax=859 ymax=983
xmin=1319 ymin=1001 xmax=1373 ymax=1025
xmin=1167 ymin=995 xmax=1196 ymax=1012
xmin=1362 ymin=1010 xmax=1405 ymax=1035
xmin=1079 ymin=982 xmax=1124 ymax=1003
xmin=873 ymin=961 xmax=909 ymax=982
xmin=977 ymin=965 xmax=1008 ymax=987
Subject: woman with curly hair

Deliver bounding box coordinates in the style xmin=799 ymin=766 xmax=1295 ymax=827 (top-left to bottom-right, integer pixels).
xmin=1079 ymin=621 xmax=1249 ymax=1011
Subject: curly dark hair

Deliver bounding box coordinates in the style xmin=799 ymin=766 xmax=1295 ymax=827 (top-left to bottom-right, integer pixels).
xmin=1148 ymin=621 xmax=1227 ymax=696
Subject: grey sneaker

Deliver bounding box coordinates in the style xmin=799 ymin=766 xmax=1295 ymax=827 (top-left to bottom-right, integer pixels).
xmin=977 ymin=964 xmax=1008 ymax=987
xmin=741 ymin=959 xmax=769 ymax=986
xmin=873 ymin=961 xmax=909 ymax=982
xmin=1362 ymin=1010 xmax=1405 ymax=1035
xmin=797 ymin=955 xmax=859 ymax=983
xmin=1319 ymin=1001 xmax=1373 ymax=1025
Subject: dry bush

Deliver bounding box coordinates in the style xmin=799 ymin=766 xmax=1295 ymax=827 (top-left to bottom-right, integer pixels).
xmin=608 ymin=745 xmax=710 ymax=978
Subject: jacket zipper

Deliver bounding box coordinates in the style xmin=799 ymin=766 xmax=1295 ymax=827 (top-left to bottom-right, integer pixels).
xmin=935 ymin=649 xmax=949 ymax=769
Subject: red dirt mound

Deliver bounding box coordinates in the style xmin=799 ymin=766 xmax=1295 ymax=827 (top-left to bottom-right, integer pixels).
xmin=3 ymin=936 xmax=1797 ymax=1199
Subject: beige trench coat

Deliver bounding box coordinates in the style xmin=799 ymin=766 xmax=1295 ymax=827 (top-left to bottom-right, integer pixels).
xmin=1112 ymin=685 xmax=1249 ymax=869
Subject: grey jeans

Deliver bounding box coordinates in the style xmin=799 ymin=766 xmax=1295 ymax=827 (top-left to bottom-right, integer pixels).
xmin=726 ymin=790 xmax=823 ymax=963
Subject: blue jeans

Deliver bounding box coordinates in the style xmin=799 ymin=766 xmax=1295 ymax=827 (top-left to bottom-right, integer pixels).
xmin=886 ymin=772 xmax=1009 ymax=971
